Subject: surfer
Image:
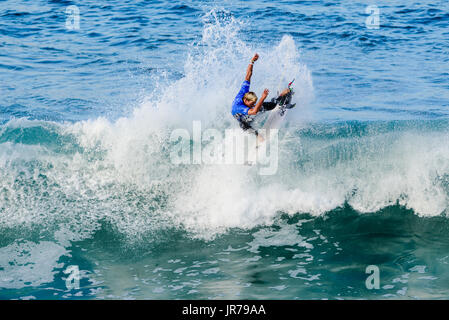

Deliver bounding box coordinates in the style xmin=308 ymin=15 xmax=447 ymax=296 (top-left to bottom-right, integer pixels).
xmin=231 ymin=53 xmax=295 ymax=136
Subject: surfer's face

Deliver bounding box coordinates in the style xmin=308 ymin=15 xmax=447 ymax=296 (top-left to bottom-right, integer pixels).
xmin=244 ymin=98 xmax=256 ymax=108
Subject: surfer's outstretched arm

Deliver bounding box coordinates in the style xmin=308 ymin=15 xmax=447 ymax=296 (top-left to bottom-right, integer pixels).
xmin=248 ymin=89 xmax=269 ymax=115
xmin=245 ymin=53 xmax=259 ymax=82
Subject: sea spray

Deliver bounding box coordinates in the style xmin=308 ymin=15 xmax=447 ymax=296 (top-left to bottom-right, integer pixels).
xmin=1 ymin=10 xmax=449 ymax=246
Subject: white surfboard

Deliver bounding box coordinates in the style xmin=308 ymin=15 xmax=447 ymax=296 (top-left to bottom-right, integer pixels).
xmin=262 ymin=104 xmax=287 ymax=131
xmin=261 ymin=79 xmax=296 ymax=134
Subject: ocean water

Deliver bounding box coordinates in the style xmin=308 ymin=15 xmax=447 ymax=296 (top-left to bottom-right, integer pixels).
xmin=1 ymin=0 xmax=449 ymax=300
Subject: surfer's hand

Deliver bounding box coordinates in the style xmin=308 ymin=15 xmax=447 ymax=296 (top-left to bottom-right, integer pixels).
xmin=251 ymin=53 xmax=259 ymax=63
xmin=262 ymin=88 xmax=269 ymax=99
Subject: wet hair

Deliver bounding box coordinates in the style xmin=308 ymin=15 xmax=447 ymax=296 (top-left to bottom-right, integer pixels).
xmin=243 ymin=92 xmax=257 ymax=103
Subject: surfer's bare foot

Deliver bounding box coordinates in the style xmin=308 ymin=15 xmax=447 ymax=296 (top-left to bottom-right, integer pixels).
xmin=279 ymin=88 xmax=290 ymax=96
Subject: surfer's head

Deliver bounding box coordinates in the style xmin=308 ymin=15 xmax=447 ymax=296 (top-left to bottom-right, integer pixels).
xmin=243 ymin=92 xmax=258 ymax=107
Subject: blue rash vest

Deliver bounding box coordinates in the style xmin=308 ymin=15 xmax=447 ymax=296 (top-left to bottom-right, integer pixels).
xmin=231 ymin=80 xmax=251 ymax=116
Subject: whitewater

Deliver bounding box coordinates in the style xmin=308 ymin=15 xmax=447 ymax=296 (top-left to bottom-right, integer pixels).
xmin=1 ymin=1 xmax=449 ymax=299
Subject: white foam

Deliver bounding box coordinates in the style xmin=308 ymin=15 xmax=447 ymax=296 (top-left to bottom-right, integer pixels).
xmin=0 ymin=240 xmax=68 ymax=289
xmin=1 ymin=9 xmax=449 ymax=243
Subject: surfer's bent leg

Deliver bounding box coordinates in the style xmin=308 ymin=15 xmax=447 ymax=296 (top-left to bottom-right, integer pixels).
xmin=277 ymin=90 xmax=293 ymax=106
xmin=260 ymin=90 xmax=292 ymax=112
xmin=261 ymin=101 xmax=277 ymax=112
xmin=234 ymin=114 xmax=258 ymax=136
xmin=239 ymin=120 xmax=258 ymax=136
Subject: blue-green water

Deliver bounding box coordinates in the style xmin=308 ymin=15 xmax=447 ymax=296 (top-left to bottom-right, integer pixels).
xmin=1 ymin=0 xmax=449 ymax=299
